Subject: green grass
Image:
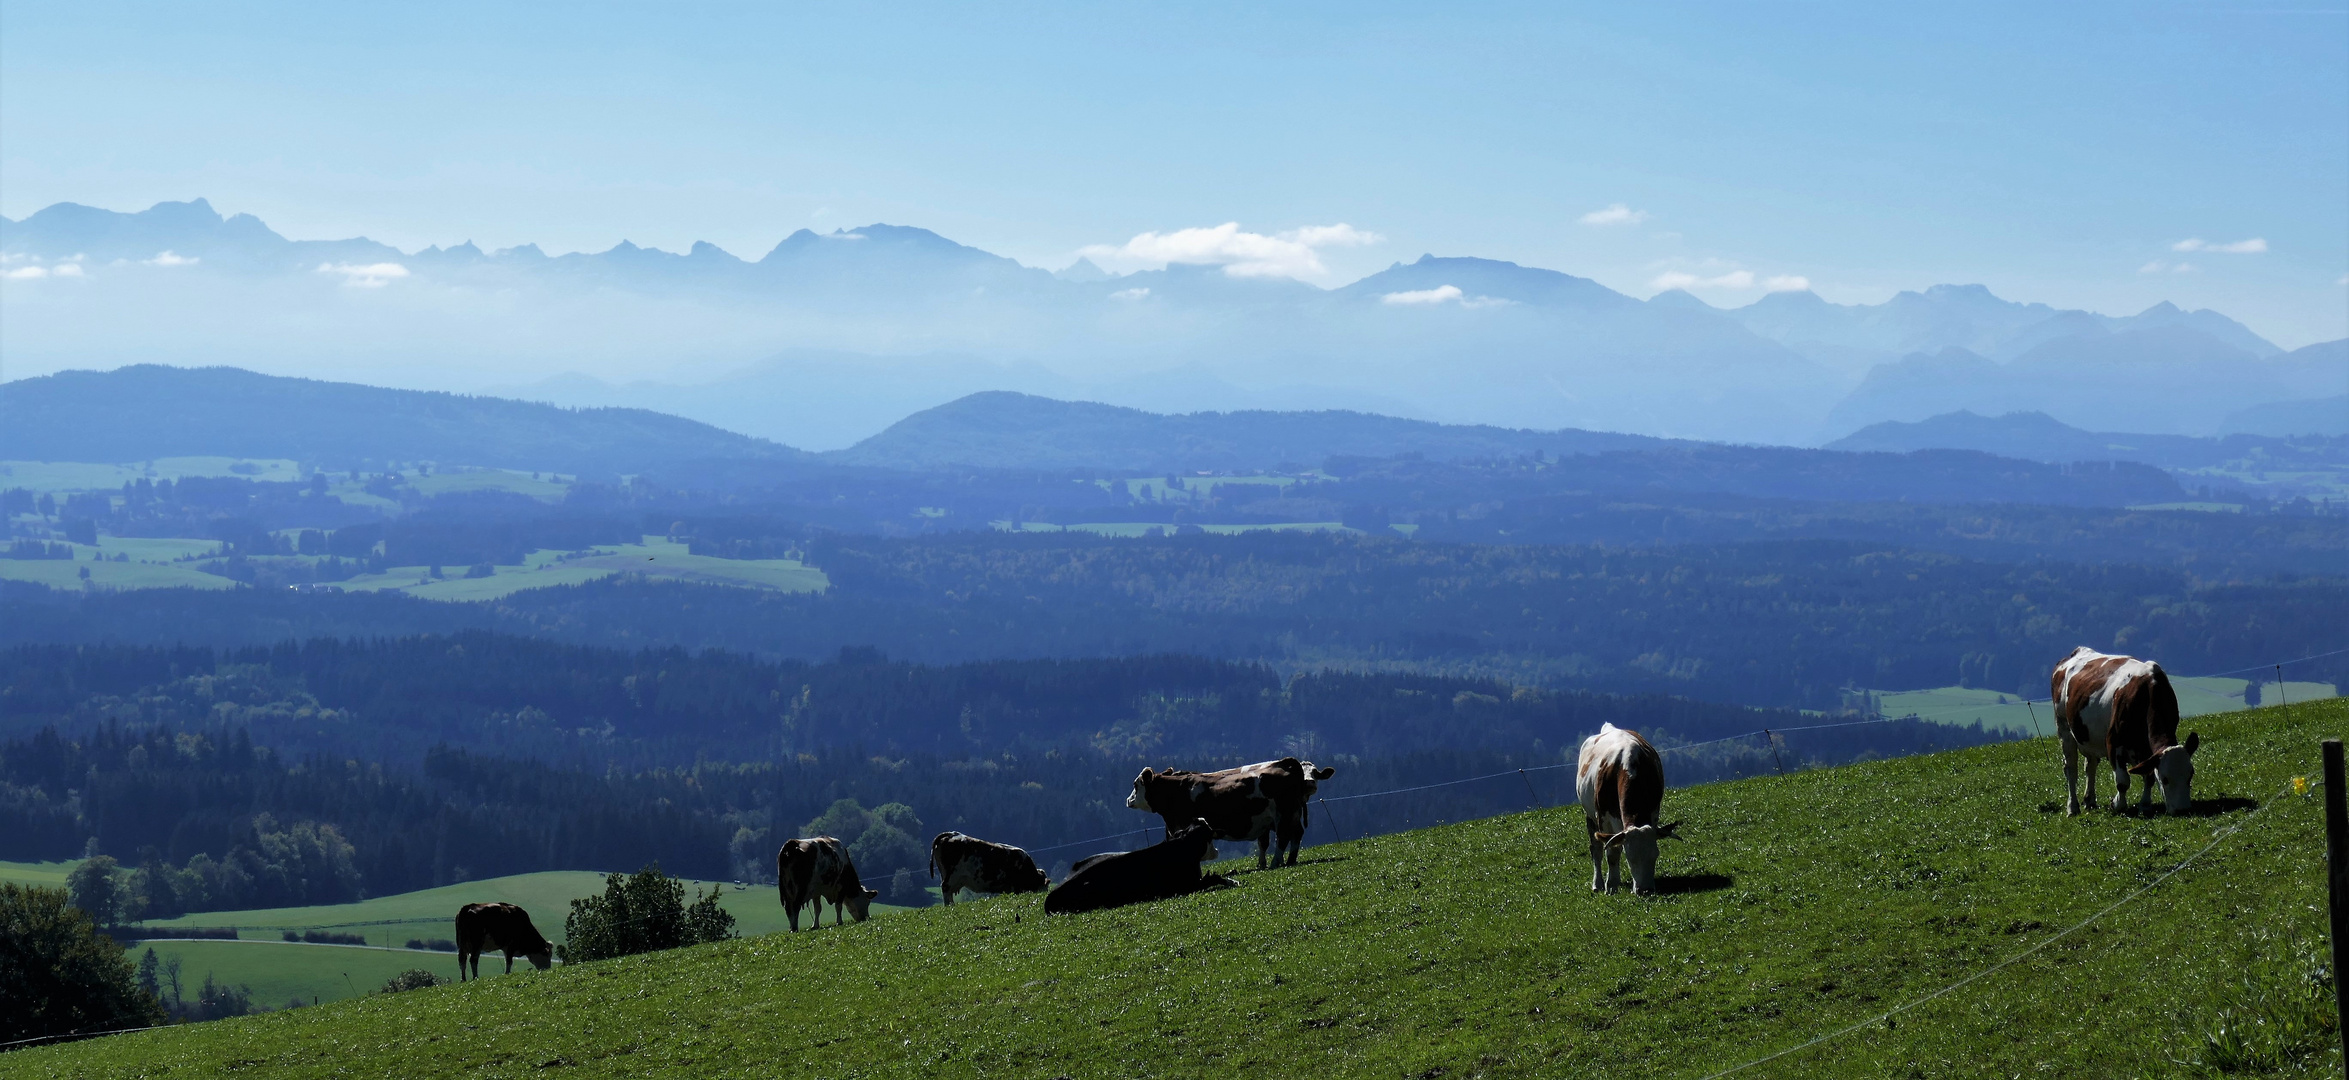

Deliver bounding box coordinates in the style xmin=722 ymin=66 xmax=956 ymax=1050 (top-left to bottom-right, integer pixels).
xmin=0 ymin=558 xmax=237 ymax=592
xmin=100 ymin=871 xmax=917 ymax=1009
xmin=332 ymin=538 xmax=827 ymax=602
xmin=0 ymin=458 xmax=303 ymax=492
xmin=1879 ymin=677 xmax=2339 ymax=734
xmin=0 ymin=858 xmax=78 ymax=889
xmin=26 ymin=699 xmax=2345 ymax=1078
xmin=121 ymin=940 xmax=455 ymax=1010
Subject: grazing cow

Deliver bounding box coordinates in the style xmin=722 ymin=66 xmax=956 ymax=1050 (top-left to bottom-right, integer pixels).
xmin=1126 ymin=757 xmax=1337 ymax=869
xmin=453 ymin=902 xmax=553 ymax=981
xmin=776 ymin=837 xmax=879 ymax=931
xmin=1576 ymin=723 xmax=1681 ymax=896
xmin=1044 ymin=820 xmax=1234 ymax=915
xmin=929 ymin=832 xmax=1049 ymax=904
xmin=2051 ymin=647 xmax=2201 ymax=815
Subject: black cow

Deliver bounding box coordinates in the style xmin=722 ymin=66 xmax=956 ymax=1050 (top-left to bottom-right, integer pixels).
xmin=1127 ymin=757 xmax=1336 ymax=868
xmin=454 ymin=902 xmax=554 ymax=981
xmin=930 ymin=832 xmax=1049 ymax=904
xmin=1044 ymin=820 xmax=1234 ymax=915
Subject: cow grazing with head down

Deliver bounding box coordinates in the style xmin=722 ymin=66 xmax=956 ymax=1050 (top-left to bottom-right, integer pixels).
xmin=1576 ymin=723 xmax=1681 ymax=896
xmin=2051 ymin=647 xmax=2201 ymax=815
xmin=776 ymin=837 xmax=879 ymax=931
xmin=1044 ymin=819 xmax=1233 ymax=915
xmin=929 ymin=832 xmax=1049 ymax=904
xmin=1126 ymin=757 xmax=1336 ymax=869
xmin=454 ymin=902 xmax=553 ymax=981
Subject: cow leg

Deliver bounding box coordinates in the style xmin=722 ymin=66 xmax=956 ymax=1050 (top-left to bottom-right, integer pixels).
xmin=504 ymin=953 xmax=514 ymax=975
xmin=1605 ymin=845 xmax=1624 ymax=894
xmin=786 ymin=901 xmax=800 ymax=933
xmin=2109 ymin=760 xmax=2129 ymax=813
xmin=1256 ymin=835 xmax=1271 ymax=870
xmin=1588 ymin=836 xmax=1606 ymax=892
xmin=2062 ymin=741 xmax=2082 ymax=816
xmin=2083 ymin=752 xmax=2099 ymax=813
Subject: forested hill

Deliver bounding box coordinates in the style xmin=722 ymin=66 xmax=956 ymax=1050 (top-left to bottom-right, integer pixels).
xmin=0 ymin=365 xmax=808 ymax=476
xmin=823 ymin=391 xmax=1685 ymax=472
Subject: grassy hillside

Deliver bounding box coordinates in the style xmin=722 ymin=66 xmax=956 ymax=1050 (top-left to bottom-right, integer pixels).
xmin=24 ymin=698 xmax=2342 ymax=1078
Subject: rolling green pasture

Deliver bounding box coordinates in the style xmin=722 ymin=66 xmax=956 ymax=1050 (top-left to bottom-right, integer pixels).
xmin=69 ymin=871 xmax=918 ymax=1009
xmin=28 ymin=700 xmax=2344 ymax=1078
xmin=1880 ymin=676 xmax=2339 ymax=735
xmin=333 ymin=538 xmax=826 ymax=601
xmin=996 ymin=520 xmax=1356 ymax=537
xmin=0 ymin=558 xmax=236 ymax=592
xmin=401 ymin=469 xmax=570 ymax=502
xmin=0 ymin=458 xmax=304 ymax=492
xmin=0 ymin=858 xmax=78 ymax=888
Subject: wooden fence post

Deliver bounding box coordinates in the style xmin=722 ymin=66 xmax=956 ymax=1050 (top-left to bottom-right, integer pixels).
xmin=2323 ymin=738 xmax=2348 ymax=1075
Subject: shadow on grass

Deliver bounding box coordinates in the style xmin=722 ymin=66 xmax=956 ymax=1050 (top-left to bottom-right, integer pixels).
xmin=1652 ymin=872 xmax=1734 ymax=895
xmin=2034 ymin=796 xmax=2260 ymax=817
xmin=1226 ymin=855 xmax=1351 ymax=878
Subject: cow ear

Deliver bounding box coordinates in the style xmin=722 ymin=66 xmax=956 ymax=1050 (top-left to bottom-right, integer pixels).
xmin=1657 ymin=820 xmax=1684 ymax=840
xmin=2184 ymin=731 xmax=2200 ymax=755
xmin=2127 ymin=758 xmax=2157 ymax=775
xmin=1590 ymin=830 xmax=1613 ymax=844
xmin=1137 ymin=768 xmax=1155 ymax=782
xmin=1314 ymin=767 xmax=1336 ymax=780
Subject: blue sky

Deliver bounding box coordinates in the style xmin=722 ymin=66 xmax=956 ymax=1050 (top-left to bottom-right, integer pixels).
xmin=4 ymin=1 xmax=2344 ymax=345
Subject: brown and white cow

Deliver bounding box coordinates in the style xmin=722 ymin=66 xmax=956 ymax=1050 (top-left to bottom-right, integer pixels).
xmin=454 ymin=902 xmax=554 ymax=981
xmin=1576 ymin=723 xmax=1681 ymax=896
xmin=929 ymin=832 xmax=1049 ymax=904
xmin=2051 ymin=647 xmax=2201 ymax=815
xmin=1125 ymin=757 xmax=1337 ymax=869
xmin=776 ymin=837 xmax=879 ymax=931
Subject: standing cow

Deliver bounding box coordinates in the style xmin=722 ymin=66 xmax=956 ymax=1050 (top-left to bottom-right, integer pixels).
xmin=1126 ymin=757 xmax=1336 ymax=869
xmin=776 ymin=837 xmax=879 ymax=931
xmin=929 ymin=832 xmax=1049 ymax=905
xmin=1576 ymin=723 xmax=1681 ymax=896
xmin=2051 ymin=647 xmax=2201 ymax=815
xmin=454 ymin=902 xmax=554 ymax=981
xmin=1044 ymin=819 xmax=1234 ymax=915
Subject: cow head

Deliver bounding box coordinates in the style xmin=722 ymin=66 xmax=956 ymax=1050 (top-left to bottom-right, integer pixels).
xmin=1599 ymin=820 xmax=1683 ymax=896
xmin=523 ymin=946 xmax=554 ymax=971
xmin=2130 ymin=731 xmax=2200 ymax=814
xmin=842 ymin=885 xmax=880 ymax=923
xmin=1127 ymin=768 xmax=1158 ymax=811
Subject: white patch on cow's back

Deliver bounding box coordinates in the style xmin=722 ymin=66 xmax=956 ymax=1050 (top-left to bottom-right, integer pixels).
xmin=1576 ymin=723 xmax=1644 ymax=834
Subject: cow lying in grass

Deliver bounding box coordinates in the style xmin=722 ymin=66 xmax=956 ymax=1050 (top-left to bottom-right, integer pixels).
xmin=930 ymin=832 xmax=1048 ymax=904
xmin=1576 ymin=723 xmax=1681 ymax=896
xmin=453 ymin=902 xmax=553 ymax=981
xmin=777 ymin=837 xmax=879 ymax=931
xmin=1044 ymin=819 xmax=1233 ymax=915
xmin=2051 ymin=646 xmax=2201 ymax=815
xmin=1126 ymin=757 xmax=1336 ymax=869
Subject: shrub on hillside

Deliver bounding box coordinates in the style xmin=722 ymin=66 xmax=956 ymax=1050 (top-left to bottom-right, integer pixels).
xmin=381 ymin=970 xmax=444 ymax=994
xmin=887 ymin=867 xmax=935 ymax=908
xmin=558 ymin=864 xmax=735 ymax=964
xmin=406 ymin=938 xmax=458 ymax=952
xmin=65 ymin=855 xmax=127 ymax=927
xmin=0 ymin=883 xmax=166 ymax=1042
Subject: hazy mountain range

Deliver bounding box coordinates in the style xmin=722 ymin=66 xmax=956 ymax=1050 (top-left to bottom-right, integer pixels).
xmin=4 ymin=199 xmax=2339 ymax=448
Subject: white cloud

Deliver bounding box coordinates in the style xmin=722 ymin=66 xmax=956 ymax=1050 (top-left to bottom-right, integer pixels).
xmin=1109 ymin=287 xmax=1150 ymax=301
xmin=316 ymin=261 xmax=410 ymax=288
xmin=1761 ymin=274 xmax=1810 ymax=292
xmin=3 ymin=266 xmax=48 ymax=280
xmin=1078 ymin=221 xmax=1383 ymax=280
xmin=50 ymin=263 xmax=83 ymax=277
xmin=2171 ymin=237 xmax=2266 ymax=254
xmin=1579 ymin=204 xmax=1650 ymax=227
xmin=1382 ymin=285 xmax=1464 ymax=305
xmin=143 ymin=251 xmax=198 ymax=267
xmin=1650 ymin=269 xmax=1754 ymax=291
xmin=2139 ymin=261 xmax=2168 ymax=274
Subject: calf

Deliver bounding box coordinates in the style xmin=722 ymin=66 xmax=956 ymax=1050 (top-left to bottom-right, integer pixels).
xmin=2051 ymin=646 xmax=2201 ymax=815
xmin=776 ymin=837 xmax=879 ymax=931
xmin=453 ymin=902 xmax=553 ymax=981
xmin=929 ymin=832 xmax=1049 ymax=904
xmin=1576 ymin=723 xmax=1681 ymax=896
xmin=1126 ymin=757 xmax=1336 ymax=869
xmin=1044 ymin=820 xmax=1234 ymax=915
